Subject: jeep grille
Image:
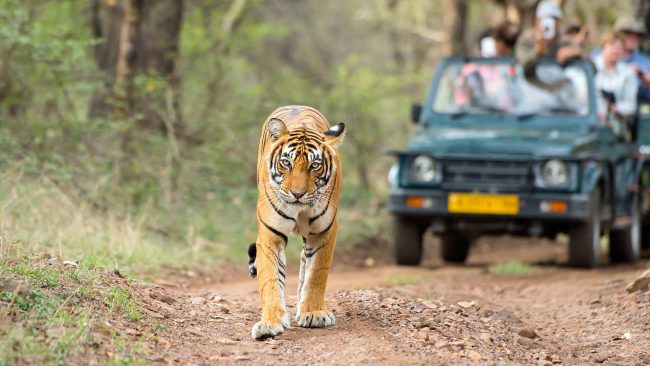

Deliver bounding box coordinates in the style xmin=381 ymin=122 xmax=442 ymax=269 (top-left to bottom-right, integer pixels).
xmin=441 ymin=159 xmax=532 ymax=191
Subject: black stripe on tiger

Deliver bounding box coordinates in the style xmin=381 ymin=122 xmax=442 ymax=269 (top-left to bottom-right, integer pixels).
xmin=310 ymin=212 xmax=337 ymax=236
xmin=258 ymin=213 xmax=288 ymax=244
xmin=310 ymin=174 xmax=336 ymax=224
xmin=263 ymin=184 xmax=296 ymax=222
xmin=304 ymin=243 xmax=327 ymax=258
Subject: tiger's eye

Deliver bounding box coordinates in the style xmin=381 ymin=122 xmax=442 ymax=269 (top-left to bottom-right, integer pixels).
xmin=280 ymin=158 xmax=291 ymax=168
xmin=310 ymin=162 xmax=321 ymax=170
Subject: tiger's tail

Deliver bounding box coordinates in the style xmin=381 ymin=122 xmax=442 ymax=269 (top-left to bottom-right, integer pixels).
xmin=248 ymin=243 xmax=257 ymax=277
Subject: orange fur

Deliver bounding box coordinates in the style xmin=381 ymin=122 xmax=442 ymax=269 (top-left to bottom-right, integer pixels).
xmin=251 ymin=105 xmax=344 ymax=340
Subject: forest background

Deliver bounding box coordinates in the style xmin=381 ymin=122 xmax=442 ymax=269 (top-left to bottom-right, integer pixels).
xmin=0 ymin=0 xmax=635 ymax=274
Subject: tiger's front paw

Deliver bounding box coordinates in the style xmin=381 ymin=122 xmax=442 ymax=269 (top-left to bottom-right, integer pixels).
xmin=296 ymin=310 xmax=336 ymax=328
xmin=251 ymin=311 xmax=290 ymax=340
xmin=251 ymin=320 xmax=284 ymax=340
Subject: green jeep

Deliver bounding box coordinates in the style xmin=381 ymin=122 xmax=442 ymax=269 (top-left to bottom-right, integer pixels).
xmin=388 ymin=57 xmax=650 ymax=268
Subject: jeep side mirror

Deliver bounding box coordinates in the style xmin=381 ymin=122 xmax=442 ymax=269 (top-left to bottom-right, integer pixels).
xmin=411 ymin=103 xmax=422 ymax=124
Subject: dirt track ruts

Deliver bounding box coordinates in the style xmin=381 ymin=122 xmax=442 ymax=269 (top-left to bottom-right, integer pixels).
xmin=141 ymin=239 xmax=650 ymax=365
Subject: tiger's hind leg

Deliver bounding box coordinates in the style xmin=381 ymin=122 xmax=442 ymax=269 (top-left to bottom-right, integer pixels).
xmin=251 ymin=225 xmax=290 ymax=340
xmin=296 ymin=221 xmax=337 ymax=328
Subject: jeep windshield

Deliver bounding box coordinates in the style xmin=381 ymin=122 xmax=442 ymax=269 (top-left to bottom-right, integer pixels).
xmin=432 ymin=58 xmax=591 ymax=118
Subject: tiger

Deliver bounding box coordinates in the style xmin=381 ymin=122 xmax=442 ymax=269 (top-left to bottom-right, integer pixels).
xmin=248 ymin=105 xmax=345 ymax=340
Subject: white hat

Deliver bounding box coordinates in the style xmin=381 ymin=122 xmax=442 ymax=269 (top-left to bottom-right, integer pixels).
xmin=536 ymin=0 xmax=563 ymax=19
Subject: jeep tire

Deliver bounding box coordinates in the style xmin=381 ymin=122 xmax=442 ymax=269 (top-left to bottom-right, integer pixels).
xmin=440 ymin=234 xmax=471 ymax=263
xmin=609 ymin=194 xmax=641 ymax=263
xmin=393 ymin=217 xmax=426 ymax=265
xmin=568 ymin=188 xmax=601 ymax=268
xmin=642 ymin=225 xmax=650 ymax=257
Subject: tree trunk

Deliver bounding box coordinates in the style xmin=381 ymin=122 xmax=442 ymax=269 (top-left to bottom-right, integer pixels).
xmin=113 ymin=0 xmax=137 ymax=117
xmin=445 ymin=0 xmax=468 ymax=56
xmin=89 ymin=0 xmax=184 ymax=138
xmin=510 ymin=0 xmax=539 ymax=29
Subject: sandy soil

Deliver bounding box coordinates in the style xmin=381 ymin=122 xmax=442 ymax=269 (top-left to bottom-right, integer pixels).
xmin=137 ymin=237 xmax=650 ymax=366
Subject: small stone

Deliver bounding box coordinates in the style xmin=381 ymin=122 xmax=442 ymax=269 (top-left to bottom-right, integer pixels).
xmin=457 ymin=301 xmax=476 ymax=309
xmin=0 ymin=278 xmax=29 ymax=295
xmin=209 ymin=294 xmax=226 ymax=303
xmin=216 ymin=338 xmax=237 ymax=345
xmin=468 ymin=350 xmax=482 ymax=362
xmin=143 ymin=308 xmax=165 ymax=319
xmin=518 ymin=328 xmax=537 ymax=339
xmin=489 ymin=308 xmax=521 ymax=324
xmin=62 ymin=260 xmax=78 ymax=267
xmin=46 ymin=258 xmax=57 ymax=265
xmin=189 ymin=297 xmax=207 ymax=305
xmin=124 ymin=328 xmax=141 ymax=336
xmin=421 ymin=300 xmax=437 ymax=309
xmin=517 ymin=337 xmax=540 ymax=349
xmin=217 ymin=304 xmax=230 ymax=313
xmin=150 ymin=291 xmax=176 ymax=305
xmin=627 ymin=269 xmax=650 ymax=293
xmin=187 ymin=327 xmax=204 ymax=337
xmin=435 ymin=340 xmax=449 ymax=348
xmin=416 ymin=328 xmax=429 ymax=342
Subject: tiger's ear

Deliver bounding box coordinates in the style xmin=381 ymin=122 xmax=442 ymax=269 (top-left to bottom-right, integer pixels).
xmin=268 ymin=118 xmax=288 ymax=140
xmin=324 ymin=122 xmax=345 ymax=147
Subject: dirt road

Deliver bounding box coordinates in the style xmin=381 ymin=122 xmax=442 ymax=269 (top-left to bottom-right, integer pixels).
xmin=143 ymin=239 xmax=650 ymax=365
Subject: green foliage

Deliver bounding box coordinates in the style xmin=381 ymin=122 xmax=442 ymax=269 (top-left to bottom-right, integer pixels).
xmin=0 ymin=0 xmax=632 ymax=275
xmin=105 ymin=288 xmax=143 ymax=322
xmin=0 ymin=259 xmax=149 ymax=364
xmin=0 ymin=0 xmax=416 ymax=272
xmin=488 ymin=261 xmax=536 ymax=276
xmin=388 ymin=274 xmax=420 ymax=286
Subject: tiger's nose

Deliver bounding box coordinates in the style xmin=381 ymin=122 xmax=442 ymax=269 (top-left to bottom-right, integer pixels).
xmin=291 ymin=190 xmax=306 ymax=199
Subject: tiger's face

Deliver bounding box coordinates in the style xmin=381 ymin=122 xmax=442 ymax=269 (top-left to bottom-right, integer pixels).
xmin=266 ymin=118 xmax=345 ymax=206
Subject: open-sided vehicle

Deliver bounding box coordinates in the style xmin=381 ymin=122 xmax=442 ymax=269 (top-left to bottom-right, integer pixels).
xmin=388 ymin=57 xmax=650 ymax=268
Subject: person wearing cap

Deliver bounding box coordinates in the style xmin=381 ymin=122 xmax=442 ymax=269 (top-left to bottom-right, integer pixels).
xmin=593 ymin=33 xmax=639 ymax=139
xmin=591 ymin=16 xmax=650 ymax=103
xmin=515 ymin=0 xmax=582 ymax=91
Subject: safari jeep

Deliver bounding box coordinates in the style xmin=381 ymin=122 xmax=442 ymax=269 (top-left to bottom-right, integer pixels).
xmin=388 ymin=57 xmax=650 ymax=268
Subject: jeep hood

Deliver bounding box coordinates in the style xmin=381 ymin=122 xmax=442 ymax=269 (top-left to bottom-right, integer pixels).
xmin=409 ymin=127 xmax=597 ymax=157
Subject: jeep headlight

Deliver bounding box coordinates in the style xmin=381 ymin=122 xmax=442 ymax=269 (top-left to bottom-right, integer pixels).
xmin=535 ymin=159 xmax=576 ymax=189
xmin=388 ymin=163 xmax=399 ymax=188
xmin=410 ymin=155 xmax=441 ymax=183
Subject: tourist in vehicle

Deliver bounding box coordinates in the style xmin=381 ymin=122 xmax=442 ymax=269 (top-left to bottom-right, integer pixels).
xmin=455 ymin=22 xmax=520 ymax=112
xmin=478 ymin=22 xmax=519 ymax=58
xmin=592 ymin=16 xmax=650 ymax=103
xmin=564 ymin=23 xmax=590 ymax=47
xmin=515 ymin=0 xmax=582 ymax=91
xmin=493 ymin=21 xmax=520 ymax=57
xmin=594 ymin=33 xmax=639 ymax=139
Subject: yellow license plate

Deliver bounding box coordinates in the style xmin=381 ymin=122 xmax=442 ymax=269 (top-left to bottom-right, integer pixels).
xmin=448 ymin=193 xmax=519 ymax=215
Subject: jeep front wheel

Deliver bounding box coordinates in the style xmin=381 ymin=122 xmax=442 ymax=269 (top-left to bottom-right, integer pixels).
xmin=568 ymin=188 xmax=601 ymax=268
xmin=440 ymin=234 xmax=471 ymax=263
xmin=393 ymin=217 xmax=426 ymax=265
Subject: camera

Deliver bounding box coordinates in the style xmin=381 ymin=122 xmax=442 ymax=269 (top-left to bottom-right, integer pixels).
xmin=600 ymin=90 xmax=616 ymax=105
xmin=541 ymin=17 xmax=556 ymax=40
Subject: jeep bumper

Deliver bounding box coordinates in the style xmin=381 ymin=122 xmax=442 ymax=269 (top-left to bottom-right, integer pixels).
xmin=389 ymin=188 xmax=592 ymax=222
